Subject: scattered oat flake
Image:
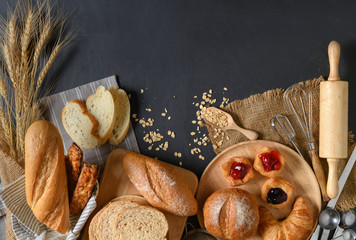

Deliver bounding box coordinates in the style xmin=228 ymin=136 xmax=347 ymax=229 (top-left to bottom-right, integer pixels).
xmin=223 ymin=87 xmax=228 ymax=91
xmin=190 ymin=132 xmax=196 ymax=136
xmin=161 ymin=113 xmax=166 ymax=117
xmin=146 ymin=108 xmax=152 ymax=112
xmin=179 ymin=161 xmax=182 ymax=166
xmin=168 ymin=116 xmax=171 ymax=120
xmin=140 ymin=89 xmax=144 ymax=93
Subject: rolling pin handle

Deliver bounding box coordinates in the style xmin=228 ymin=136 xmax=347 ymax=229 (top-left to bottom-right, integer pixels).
xmin=327 ymin=158 xmax=339 ymax=199
xmin=328 ymin=40 xmax=341 ymax=81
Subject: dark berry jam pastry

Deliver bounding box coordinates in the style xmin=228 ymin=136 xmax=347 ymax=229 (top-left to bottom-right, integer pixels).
xmin=261 ymin=177 xmax=294 ymax=209
xmin=253 ymin=147 xmax=285 ymax=178
xmin=222 ymin=157 xmax=254 ymax=186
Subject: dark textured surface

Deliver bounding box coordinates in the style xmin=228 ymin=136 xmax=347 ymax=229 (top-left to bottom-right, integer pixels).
xmin=1 ymin=0 xmax=356 ymax=235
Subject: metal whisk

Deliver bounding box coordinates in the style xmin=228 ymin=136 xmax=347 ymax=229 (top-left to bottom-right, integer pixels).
xmin=270 ymin=114 xmax=303 ymax=158
xmin=283 ymin=83 xmax=330 ymax=201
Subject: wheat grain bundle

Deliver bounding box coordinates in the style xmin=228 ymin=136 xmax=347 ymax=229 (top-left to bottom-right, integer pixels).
xmin=0 ymin=0 xmax=71 ymax=166
xmin=0 ymin=1 xmax=71 ymax=239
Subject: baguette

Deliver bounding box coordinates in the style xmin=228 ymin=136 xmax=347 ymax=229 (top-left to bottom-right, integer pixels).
xmin=122 ymin=152 xmax=198 ymax=217
xmin=69 ymin=163 xmax=99 ymax=215
xmin=25 ymin=120 xmax=70 ymax=234
xmin=66 ymin=142 xmax=83 ymax=201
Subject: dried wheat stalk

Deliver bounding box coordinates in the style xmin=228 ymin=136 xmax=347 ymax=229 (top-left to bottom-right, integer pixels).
xmin=0 ymin=1 xmax=71 ymax=165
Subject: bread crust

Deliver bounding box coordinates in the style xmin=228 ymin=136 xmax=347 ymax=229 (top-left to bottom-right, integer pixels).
xmin=203 ymin=188 xmax=259 ymax=240
xmin=25 ymin=120 xmax=70 ymax=234
xmin=66 ymin=142 xmax=83 ymax=201
xmin=69 ymin=163 xmax=99 ymax=215
xmin=122 ymin=152 xmax=198 ymax=217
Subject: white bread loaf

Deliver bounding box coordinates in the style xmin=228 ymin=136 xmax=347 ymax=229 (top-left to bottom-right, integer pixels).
xmin=122 ymin=152 xmax=198 ymax=217
xmin=86 ymin=86 xmax=116 ymax=145
xmin=25 ymin=120 xmax=70 ymax=234
xmin=108 ymin=87 xmax=130 ymax=145
xmin=62 ymin=99 xmax=99 ymax=149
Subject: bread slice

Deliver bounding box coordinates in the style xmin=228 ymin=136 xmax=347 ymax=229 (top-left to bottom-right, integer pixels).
xmin=115 ymin=206 xmax=168 ymax=240
xmin=108 ymin=87 xmax=130 ymax=145
xmin=86 ymin=86 xmax=116 ymax=145
xmin=98 ymin=201 xmax=141 ymax=240
xmin=62 ymin=100 xmax=99 ymax=149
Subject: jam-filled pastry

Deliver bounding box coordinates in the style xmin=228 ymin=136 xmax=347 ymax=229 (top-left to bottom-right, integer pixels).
xmin=261 ymin=177 xmax=294 ymax=209
xmin=258 ymin=196 xmax=315 ymax=240
xmin=253 ymin=147 xmax=285 ymax=178
xmin=222 ymin=157 xmax=254 ymax=186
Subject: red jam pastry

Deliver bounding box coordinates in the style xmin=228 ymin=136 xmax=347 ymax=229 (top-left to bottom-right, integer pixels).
xmin=222 ymin=157 xmax=254 ymax=186
xmin=253 ymin=147 xmax=285 ymax=178
xmin=261 ymin=177 xmax=294 ymax=209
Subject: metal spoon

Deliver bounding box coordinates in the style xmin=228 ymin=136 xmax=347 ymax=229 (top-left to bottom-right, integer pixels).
xmin=202 ymin=107 xmax=258 ymax=140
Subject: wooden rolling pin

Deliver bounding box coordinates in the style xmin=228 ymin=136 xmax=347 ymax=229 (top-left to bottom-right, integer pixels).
xmin=319 ymin=40 xmax=349 ymax=199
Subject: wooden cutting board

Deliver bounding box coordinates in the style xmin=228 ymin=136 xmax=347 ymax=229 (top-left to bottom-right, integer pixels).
xmin=196 ymin=140 xmax=321 ymax=240
xmin=82 ymin=148 xmax=199 ymax=240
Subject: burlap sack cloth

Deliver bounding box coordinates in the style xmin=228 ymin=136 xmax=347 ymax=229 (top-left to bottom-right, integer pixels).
xmin=207 ymin=77 xmax=356 ymax=211
xmin=0 ymin=136 xmax=24 ymax=240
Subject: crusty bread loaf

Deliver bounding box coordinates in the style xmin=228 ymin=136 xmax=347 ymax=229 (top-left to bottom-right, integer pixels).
xmin=25 ymin=120 xmax=70 ymax=234
xmin=62 ymin=99 xmax=99 ymax=149
xmin=122 ymin=152 xmax=198 ymax=217
xmin=66 ymin=142 xmax=83 ymax=200
xmin=86 ymin=86 xmax=116 ymax=145
xmin=69 ymin=163 xmax=99 ymax=215
xmin=89 ymin=197 xmax=168 ymax=240
xmin=203 ymin=188 xmax=259 ymax=240
xmin=108 ymin=87 xmax=130 ymax=145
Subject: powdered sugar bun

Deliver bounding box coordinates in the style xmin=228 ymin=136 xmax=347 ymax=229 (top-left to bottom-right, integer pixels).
xmin=203 ymin=188 xmax=259 ymax=240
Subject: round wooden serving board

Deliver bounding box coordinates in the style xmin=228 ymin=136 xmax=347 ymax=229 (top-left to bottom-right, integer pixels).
xmin=196 ymin=140 xmax=321 ymax=240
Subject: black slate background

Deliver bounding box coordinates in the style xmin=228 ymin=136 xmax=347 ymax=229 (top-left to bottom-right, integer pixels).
xmin=1 ymin=0 xmax=356 ymax=236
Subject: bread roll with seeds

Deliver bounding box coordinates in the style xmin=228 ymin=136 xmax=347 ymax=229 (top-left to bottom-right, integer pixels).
xmin=122 ymin=152 xmax=198 ymax=217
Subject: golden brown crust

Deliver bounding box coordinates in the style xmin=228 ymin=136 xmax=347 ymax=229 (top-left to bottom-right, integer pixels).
xmin=253 ymin=147 xmax=286 ymax=178
xmin=222 ymin=157 xmax=254 ymax=186
xmin=258 ymin=196 xmax=315 ymax=240
xmin=69 ymin=163 xmax=99 ymax=215
xmin=122 ymin=152 xmax=198 ymax=217
xmin=25 ymin=120 xmax=70 ymax=234
xmin=261 ymin=177 xmax=294 ymax=209
xmin=203 ymin=188 xmax=259 ymax=240
xmin=66 ymin=142 xmax=83 ymax=201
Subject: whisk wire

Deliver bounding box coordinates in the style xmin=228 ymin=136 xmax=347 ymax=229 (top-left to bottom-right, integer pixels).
xmin=283 ymin=83 xmax=315 ymax=150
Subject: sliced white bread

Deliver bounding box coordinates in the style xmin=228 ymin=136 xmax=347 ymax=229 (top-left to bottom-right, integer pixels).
xmin=62 ymin=99 xmax=99 ymax=149
xmin=108 ymin=87 xmax=130 ymax=145
xmin=115 ymin=206 xmax=168 ymax=240
xmin=98 ymin=201 xmax=141 ymax=240
xmin=86 ymin=86 xmax=116 ymax=145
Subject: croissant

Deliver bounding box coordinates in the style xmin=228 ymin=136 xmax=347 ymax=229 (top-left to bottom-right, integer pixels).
xmin=258 ymin=196 xmax=315 ymax=240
